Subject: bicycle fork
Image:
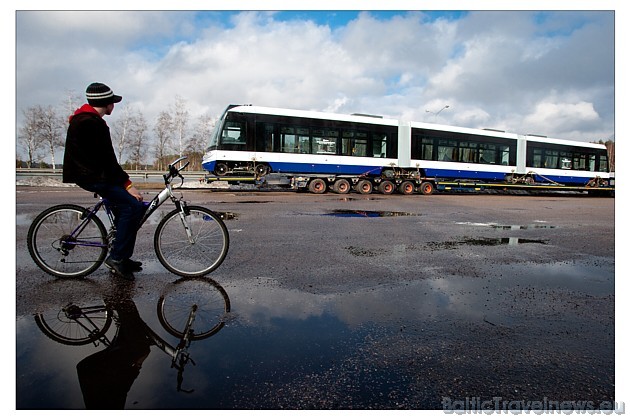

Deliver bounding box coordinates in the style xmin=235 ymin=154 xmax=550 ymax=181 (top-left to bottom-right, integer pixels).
xmin=172 ymin=304 xmax=198 ymax=393
xmin=175 ymin=201 xmax=195 ymax=244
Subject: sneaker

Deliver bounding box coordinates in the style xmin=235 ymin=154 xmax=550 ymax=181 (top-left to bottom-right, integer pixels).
xmin=104 ymin=257 xmax=135 ymax=281
xmin=125 ymin=259 xmax=143 ymax=272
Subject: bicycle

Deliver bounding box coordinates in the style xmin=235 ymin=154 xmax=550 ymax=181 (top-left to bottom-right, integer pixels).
xmin=33 ymin=277 xmax=231 ymax=393
xmin=27 ymin=157 xmax=229 ymax=278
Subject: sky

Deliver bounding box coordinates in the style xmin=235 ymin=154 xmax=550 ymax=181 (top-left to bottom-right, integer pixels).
xmin=11 ymin=3 xmax=623 ymax=164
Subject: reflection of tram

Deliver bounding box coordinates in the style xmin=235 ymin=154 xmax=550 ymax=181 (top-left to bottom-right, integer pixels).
xmin=201 ymin=105 xmax=613 ymax=194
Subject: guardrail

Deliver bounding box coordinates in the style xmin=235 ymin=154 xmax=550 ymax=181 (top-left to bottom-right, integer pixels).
xmin=16 ymin=168 xmax=207 ymax=179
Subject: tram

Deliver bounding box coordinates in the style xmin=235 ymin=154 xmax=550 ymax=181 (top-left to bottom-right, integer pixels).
xmin=201 ymin=105 xmax=612 ymax=191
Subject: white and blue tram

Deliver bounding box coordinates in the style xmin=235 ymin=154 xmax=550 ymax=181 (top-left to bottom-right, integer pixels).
xmin=202 ymin=104 xmax=611 ymax=187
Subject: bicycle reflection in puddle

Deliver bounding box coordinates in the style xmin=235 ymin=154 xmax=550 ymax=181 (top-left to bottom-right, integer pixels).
xmin=32 ymin=277 xmax=231 ymax=409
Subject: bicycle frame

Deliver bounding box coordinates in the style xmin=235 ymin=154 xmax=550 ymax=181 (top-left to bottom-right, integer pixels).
xmin=58 ymin=201 xmax=110 ymax=253
xmin=63 ymin=156 xmax=195 ymax=251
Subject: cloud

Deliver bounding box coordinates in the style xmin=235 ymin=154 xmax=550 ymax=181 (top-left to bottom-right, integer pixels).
xmin=15 ymin=10 xmax=615 ymax=151
xmin=523 ymin=97 xmax=600 ymax=138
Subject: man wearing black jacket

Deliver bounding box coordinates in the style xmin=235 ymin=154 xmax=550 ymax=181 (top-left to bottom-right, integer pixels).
xmin=63 ymin=82 xmax=144 ymax=280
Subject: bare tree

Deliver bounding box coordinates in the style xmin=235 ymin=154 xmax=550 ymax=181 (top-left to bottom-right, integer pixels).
xmin=172 ymin=96 xmax=189 ymax=158
xmin=36 ymin=105 xmax=64 ymax=170
xmin=62 ymin=89 xmax=83 ymax=121
xmin=154 ymin=111 xmax=174 ymax=171
xmin=605 ymin=140 xmax=615 ymax=172
xmin=17 ymin=107 xmax=44 ymax=168
xmin=128 ymin=112 xmax=149 ymax=170
xmin=111 ymin=106 xmax=134 ymax=164
xmin=186 ymin=113 xmax=215 ymax=170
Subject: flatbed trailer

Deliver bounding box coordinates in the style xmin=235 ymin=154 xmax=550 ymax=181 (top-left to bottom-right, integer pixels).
xmin=433 ymin=179 xmax=615 ymax=196
xmin=203 ymin=169 xmax=614 ymax=196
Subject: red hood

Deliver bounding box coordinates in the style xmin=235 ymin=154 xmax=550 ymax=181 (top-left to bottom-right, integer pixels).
xmin=69 ymin=104 xmax=100 ymax=122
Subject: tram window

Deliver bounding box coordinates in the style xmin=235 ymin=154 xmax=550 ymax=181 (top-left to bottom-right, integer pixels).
xmin=280 ymin=127 xmax=298 ymax=153
xmin=342 ymin=131 xmax=368 ymax=157
xmin=438 ymin=140 xmax=458 ymax=162
xmin=588 ymin=155 xmax=596 ymax=171
xmin=297 ymin=127 xmax=310 ymax=154
xmin=599 ymin=154 xmax=609 ymax=172
xmin=559 ymin=151 xmax=572 ymax=169
xmin=221 ymin=121 xmax=246 ymax=148
xmin=420 ymin=138 xmax=433 ymax=160
xmin=372 ymin=134 xmax=388 ymax=158
xmin=255 ymin=123 xmax=275 ymax=152
xmin=544 ymin=149 xmax=559 ymax=168
xmin=459 ymin=141 xmax=478 ymax=163
xmin=498 ymin=145 xmax=510 ymax=165
xmin=532 ymin=148 xmax=543 ymax=168
xmin=312 ymin=129 xmax=338 ymax=155
xmin=479 ymin=144 xmax=496 ymax=164
xmin=573 ymin=154 xmax=588 ymax=171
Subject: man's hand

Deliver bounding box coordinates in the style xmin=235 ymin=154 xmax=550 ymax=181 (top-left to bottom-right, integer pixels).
xmin=127 ymin=186 xmax=143 ymax=201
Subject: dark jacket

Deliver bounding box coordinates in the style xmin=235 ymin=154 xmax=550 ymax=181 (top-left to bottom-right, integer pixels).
xmin=63 ymin=104 xmax=130 ymax=187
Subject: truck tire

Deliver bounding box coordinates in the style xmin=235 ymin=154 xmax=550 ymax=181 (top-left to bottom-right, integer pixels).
xmin=308 ymin=178 xmax=327 ymax=194
xmin=378 ymin=180 xmax=395 ymax=195
xmin=333 ymin=179 xmax=351 ymax=194
xmin=419 ymin=181 xmax=435 ymax=195
xmin=398 ymin=181 xmax=415 ymax=195
xmin=355 ymin=180 xmax=373 ymax=194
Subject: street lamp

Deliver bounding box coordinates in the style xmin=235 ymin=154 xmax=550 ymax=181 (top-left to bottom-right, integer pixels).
xmin=425 ymin=105 xmax=450 ymax=122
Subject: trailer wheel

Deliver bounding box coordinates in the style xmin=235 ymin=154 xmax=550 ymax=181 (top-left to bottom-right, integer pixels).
xmin=333 ymin=179 xmax=351 ymax=194
xmin=308 ymin=178 xmax=327 ymax=194
xmin=378 ymin=180 xmax=395 ymax=195
xmin=398 ymin=181 xmax=415 ymax=195
xmin=355 ymin=180 xmax=373 ymax=194
xmin=214 ymin=162 xmax=229 ymax=176
xmin=419 ymin=181 xmax=434 ymax=195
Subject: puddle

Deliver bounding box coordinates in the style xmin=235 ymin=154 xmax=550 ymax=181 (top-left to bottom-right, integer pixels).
xmin=455 ymin=222 xmax=556 ymax=230
xmin=16 ymin=259 xmax=614 ymax=409
xmin=427 ymin=236 xmax=549 ymax=249
xmin=491 ymin=224 xmax=556 ymax=230
xmin=336 ymin=197 xmax=382 ymax=202
xmin=323 ymin=209 xmax=419 ymax=218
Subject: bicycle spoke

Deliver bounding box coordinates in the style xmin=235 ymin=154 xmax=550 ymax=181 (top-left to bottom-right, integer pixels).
xmin=34 ymin=303 xmax=113 ymax=346
xmin=154 ymin=207 xmax=229 ymax=277
xmin=158 ymin=278 xmax=231 ymax=340
xmin=28 ymin=205 xmax=107 ymax=278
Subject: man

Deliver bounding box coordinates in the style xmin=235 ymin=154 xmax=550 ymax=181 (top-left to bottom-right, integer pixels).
xmin=63 ymin=82 xmax=144 ymax=280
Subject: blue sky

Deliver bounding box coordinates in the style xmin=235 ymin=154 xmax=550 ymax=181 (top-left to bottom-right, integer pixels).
xmin=12 ymin=6 xmax=621 ymax=164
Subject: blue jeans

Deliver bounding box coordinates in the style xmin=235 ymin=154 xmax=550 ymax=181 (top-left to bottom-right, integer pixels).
xmin=79 ymin=183 xmax=145 ymax=261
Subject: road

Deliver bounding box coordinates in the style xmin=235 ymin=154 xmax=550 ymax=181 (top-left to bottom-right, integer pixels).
xmin=16 ymin=185 xmax=616 ymax=410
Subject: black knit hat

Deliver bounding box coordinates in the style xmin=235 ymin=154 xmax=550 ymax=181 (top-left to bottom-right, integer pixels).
xmin=86 ymin=82 xmax=122 ymax=106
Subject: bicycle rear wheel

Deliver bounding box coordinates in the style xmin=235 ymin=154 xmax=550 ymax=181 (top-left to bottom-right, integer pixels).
xmin=27 ymin=204 xmax=108 ymax=278
xmin=157 ymin=278 xmax=231 ymax=340
xmin=154 ymin=206 xmax=229 ymax=277
xmin=34 ymin=303 xmax=113 ymax=346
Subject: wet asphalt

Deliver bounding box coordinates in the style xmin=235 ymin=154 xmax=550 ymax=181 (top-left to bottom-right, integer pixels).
xmin=15 ymin=185 xmax=615 ymax=410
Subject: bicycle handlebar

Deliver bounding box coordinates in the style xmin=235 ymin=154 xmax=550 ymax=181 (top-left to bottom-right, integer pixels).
xmin=165 ymin=156 xmax=190 ymax=185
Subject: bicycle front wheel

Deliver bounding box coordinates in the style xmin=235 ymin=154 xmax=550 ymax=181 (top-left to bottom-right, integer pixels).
xmin=154 ymin=206 xmax=230 ymax=277
xmin=27 ymin=204 xmax=108 ymax=278
xmin=158 ymin=278 xmax=231 ymax=340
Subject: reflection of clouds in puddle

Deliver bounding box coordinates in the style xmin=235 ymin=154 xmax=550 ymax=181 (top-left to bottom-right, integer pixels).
xmin=455 ymin=221 xmax=556 ymax=230
xmin=227 ymin=281 xmax=331 ymax=327
xmin=226 ymin=259 xmax=613 ymax=331
xmin=227 ymin=278 xmax=475 ymax=329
